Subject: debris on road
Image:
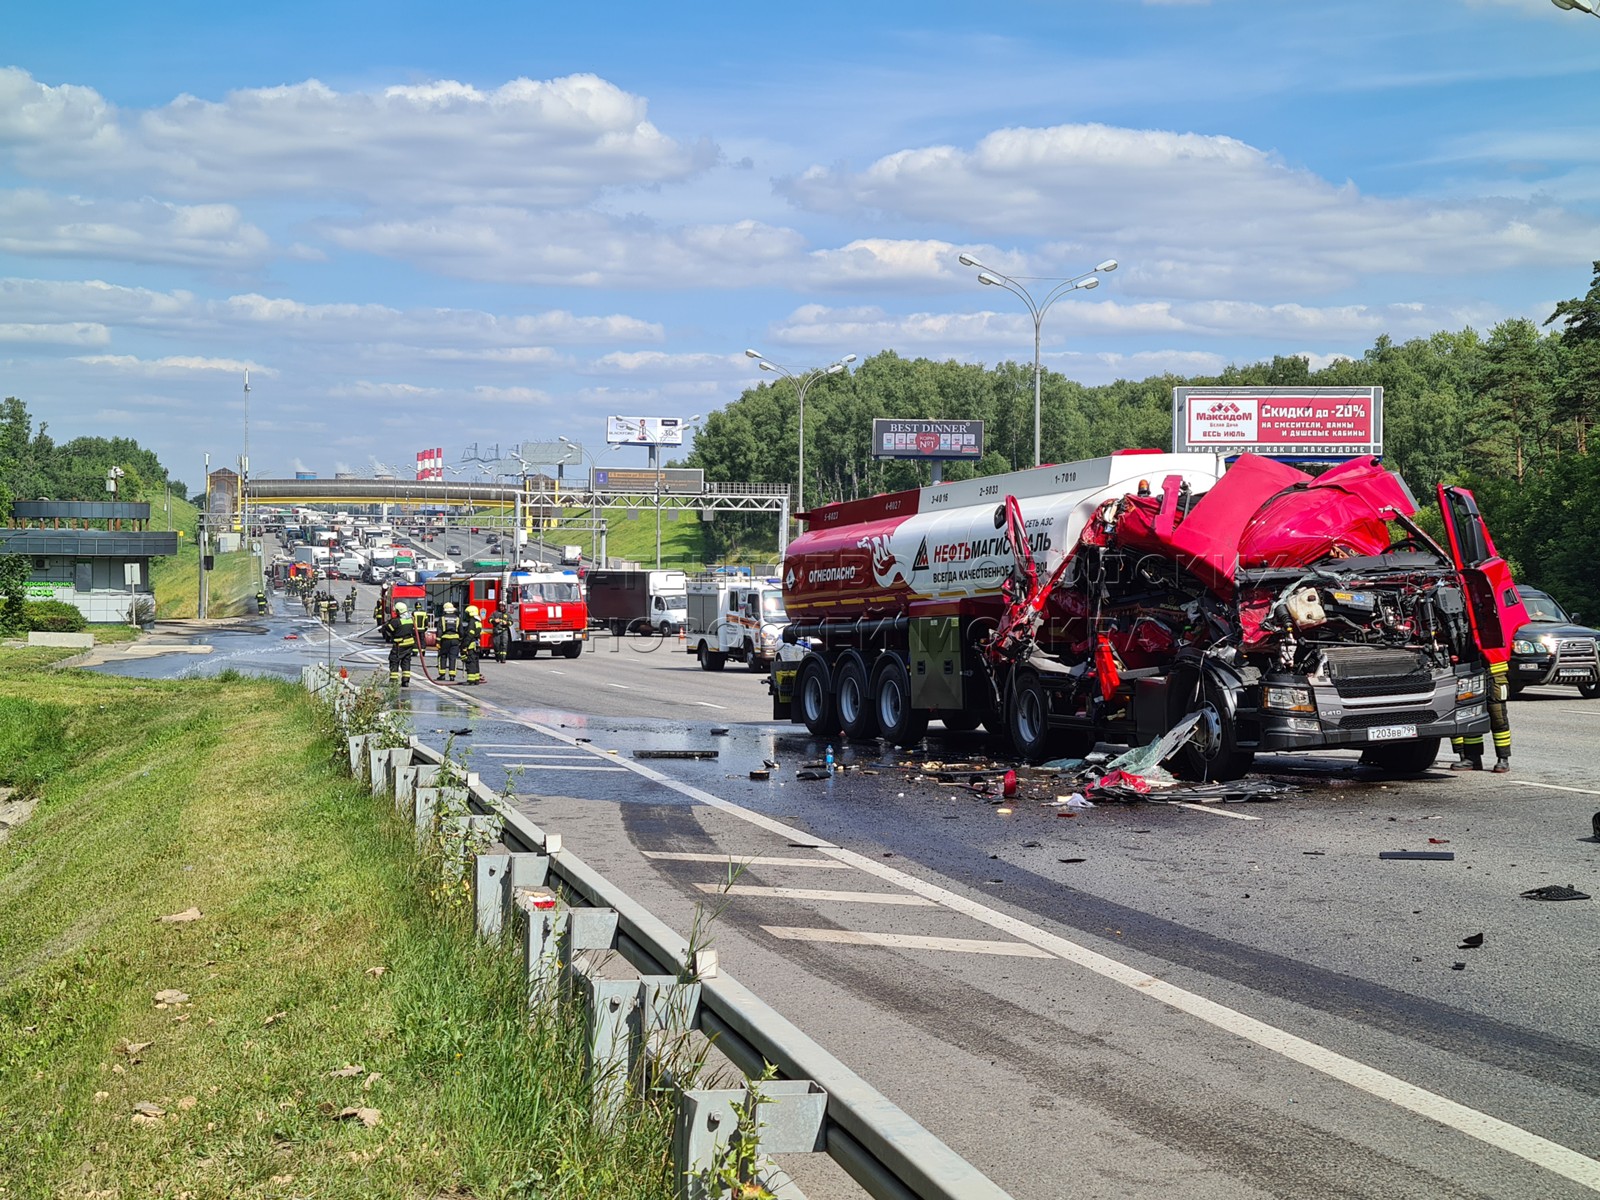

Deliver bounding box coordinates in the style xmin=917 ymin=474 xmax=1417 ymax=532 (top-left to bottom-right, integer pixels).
xmin=1458 ymin=933 xmax=1484 ymax=949
xmin=634 ymin=749 xmax=719 ymax=760
xmin=795 ymin=769 xmax=829 ymax=781
xmin=710 ymin=726 xmax=730 ymax=735
xmin=1520 ymin=884 xmax=1590 ymax=901
xmin=748 ymin=769 xmax=770 ymax=781
xmin=1379 ymin=850 xmax=1456 ymax=861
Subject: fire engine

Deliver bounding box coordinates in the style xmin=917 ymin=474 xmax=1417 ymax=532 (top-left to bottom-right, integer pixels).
xmin=771 ymin=450 xmax=1515 ymax=778
xmin=424 ymin=567 xmax=588 ymax=658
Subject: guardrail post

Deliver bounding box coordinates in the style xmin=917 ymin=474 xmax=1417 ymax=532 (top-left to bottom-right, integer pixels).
xmin=570 ymin=961 xmax=639 ymax=1123
xmin=501 ymin=853 xmax=551 ymax=935
xmin=634 ymin=975 xmax=702 ymax=1083
xmin=474 ymin=851 xmax=509 ymax=938
xmin=518 ymin=897 xmax=563 ymax=1011
xmin=347 ymin=734 xmax=370 ymax=781
xmin=413 ymin=787 xmax=440 ymax=845
xmin=396 ymin=764 xmax=440 ymax=815
xmin=672 ymin=1089 xmax=745 ymax=1200
xmin=751 ymin=1080 xmax=827 ymax=1153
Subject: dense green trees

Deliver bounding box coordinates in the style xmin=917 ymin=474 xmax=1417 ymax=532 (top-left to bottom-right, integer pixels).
xmin=689 ymin=265 xmax=1600 ymax=617
xmin=0 ymin=397 xmax=187 ymax=507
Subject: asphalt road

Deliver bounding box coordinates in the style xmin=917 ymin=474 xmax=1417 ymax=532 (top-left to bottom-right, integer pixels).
xmin=93 ymin=576 xmax=1600 ymax=1198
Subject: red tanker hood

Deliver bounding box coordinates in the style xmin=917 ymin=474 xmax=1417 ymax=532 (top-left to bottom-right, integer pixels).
xmin=1164 ymin=455 xmax=1310 ymax=591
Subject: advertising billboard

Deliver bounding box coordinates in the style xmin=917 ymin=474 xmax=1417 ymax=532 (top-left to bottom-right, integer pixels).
xmin=871 ymin=419 xmax=985 ymax=460
xmin=606 ymin=416 xmax=689 ymax=446
xmin=1173 ymin=387 xmax=1383 ymax=458
xmin=591 ymin=467 xmax=705 ymax=494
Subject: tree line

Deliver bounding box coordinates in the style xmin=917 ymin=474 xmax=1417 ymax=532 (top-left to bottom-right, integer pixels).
xmin=687 ymin=262 xmax=1600 ymax=621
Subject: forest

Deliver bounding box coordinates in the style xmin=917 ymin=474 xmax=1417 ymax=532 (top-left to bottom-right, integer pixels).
xmin=0 ymin=396 xmax=189 ymax=520
xmin=688 ymin=263 xmax=1600 ymax=621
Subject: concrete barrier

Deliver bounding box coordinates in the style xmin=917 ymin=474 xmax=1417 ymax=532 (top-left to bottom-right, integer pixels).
xmin=28 ymin=631 xmax=95 ymax=648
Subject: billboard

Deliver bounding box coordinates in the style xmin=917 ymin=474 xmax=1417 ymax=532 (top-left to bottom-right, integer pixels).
xmin=591 ymin=467 xmax=705 ymax=494
xmin=871 ymin=419 xmax=985 ymax=460
xmin=415 ymin=447 xmax=444 ymax=480
xmin=1173 ymin=387 xmax=1383 ymax=458
xmin=606 ymin=415 xmax=689 ymax=446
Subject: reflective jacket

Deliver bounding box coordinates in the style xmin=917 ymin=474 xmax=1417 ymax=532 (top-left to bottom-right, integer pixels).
xmin=438 ymin=614 xmax=461 ymax=643
xmin=385 ymin=613 xmax=415 ymax=648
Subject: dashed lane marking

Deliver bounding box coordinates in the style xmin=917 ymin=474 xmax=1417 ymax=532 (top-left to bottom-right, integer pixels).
xmin=693 ymin=883 xmax=937 ymax=906
xmin=696 ymin=701 xmax=728 ymax=709
xmin=763 ymin=927 xmax=1054 ymax=958
xmin=485 ymin=750 xmax=596 ymax=758
xmin=496 ymin=763 xmax=628 ymax=772
xmin=1518 ymin=781 xmax=1600 ymax=796
xmin=643 ymin=852 xmax=850 ymax=870
xmin=607 ymin=683 xmax=631 ymax=690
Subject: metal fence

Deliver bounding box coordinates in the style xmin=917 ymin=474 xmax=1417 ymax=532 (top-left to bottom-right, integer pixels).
xmin=303 ymin=663 xmax=1012 ymax=1200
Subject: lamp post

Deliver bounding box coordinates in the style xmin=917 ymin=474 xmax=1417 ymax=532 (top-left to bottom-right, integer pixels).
xmin=1551 ymin=0 xmax=1599 ymax=15
xmin=743 ymin=351 xmax=856 ymax=524
xmin=956 ymin=254 xmax=1117 ymax=468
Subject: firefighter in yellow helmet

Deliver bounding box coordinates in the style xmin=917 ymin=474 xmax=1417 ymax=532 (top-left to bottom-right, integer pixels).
xmin=384 ymin=601 xmax=415 ymax=687
xmin=435 ymin=602 xmax=462 ymax=683
xmin=461 ymin=605 xmax=484 ymax=685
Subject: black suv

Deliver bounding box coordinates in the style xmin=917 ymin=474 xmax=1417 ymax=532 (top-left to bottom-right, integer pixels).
xmin=1510 ymin=588 xmax=1600 ymax=698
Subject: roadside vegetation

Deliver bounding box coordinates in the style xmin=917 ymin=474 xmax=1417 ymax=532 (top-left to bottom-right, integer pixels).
xmin=547 ymin=507 xmax=722 ymax=569
xmin=145 ymin=494 xmax=261 ymax=619
xmin=0 ymin=653 xmax=676 ymax=1199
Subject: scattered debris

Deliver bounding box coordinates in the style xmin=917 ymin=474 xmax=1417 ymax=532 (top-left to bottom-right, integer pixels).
xmin=748 ymin=770 xmax=770 ymax=781
xmin=328 ymin=1064 xmax=365 ymax=1078
xmin=709 ymin=727 xmax=730 ymax=736
xmin=132 ymin=1101 xmax=165 ymax=1118
xmin=1058 ymin=857 xmax=1086 ymax=864
xmin=1520 ymin=884 xmax=1590 ymax=901
xmin=157 ymin=907 xmax=203 ymax=924
xmin=1427 ymin=838 xmax=1450 ymax=845
xmin=635 ymin=749 xmax=718 ymax=760
xmin=1379 ymin=851 xmax=1455 ymax=861
xmin=1451 ymin=962 xmax=1467 ymax=971
xmin=1055 ymin=794 xmax=1095 ymax=809
xmin=1459 ymin=933 xmax=1484 ymax=949
xmin=1022 ymin=840 xmax=1041 ymax=848
xmin=1302 ymin=850 xmax=1326 ymax=856
xmin=995 ymin=807 xmax=1012 ymax=815
xmin=115 ymin=1039 xmax=151 ymax=1061
xmin=763 ymin=759 xmax=779 ymax=770
xmin=795 ymin=769 xmax=829 ymax=781
xmin=153 ymin=989 xmax=189 ymax=1007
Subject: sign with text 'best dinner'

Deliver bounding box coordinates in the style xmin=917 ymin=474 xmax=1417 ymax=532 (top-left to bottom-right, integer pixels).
xmin=1173 ymin=387 xmax=1383 ymax=458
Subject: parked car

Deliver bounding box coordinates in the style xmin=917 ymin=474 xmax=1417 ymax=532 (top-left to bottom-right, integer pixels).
xmin=1510 ymin=587 xmax=1600 ymax=698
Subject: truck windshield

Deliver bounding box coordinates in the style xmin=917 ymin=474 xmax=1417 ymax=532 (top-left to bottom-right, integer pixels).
xmin=517 ymin=582 xmax=581 ymax=602
xmin=664 ymin=595 xmax=687 ymax=612
xmin=1522 ymin=592 xmax=1567 ymax=622
xmin=762 ymin=595 xmax=788 ymax=619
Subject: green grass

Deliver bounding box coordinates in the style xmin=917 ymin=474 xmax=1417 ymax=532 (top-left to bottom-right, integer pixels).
xmin=148 ymin=496 xmax=261 ymax=619
xmin=546 ymin=507 xmax=780 ymax=568
xmin=0 ymin=656 xmax=677 ymax=1199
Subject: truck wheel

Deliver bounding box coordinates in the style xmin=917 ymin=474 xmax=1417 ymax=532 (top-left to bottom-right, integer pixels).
xmin=1358 ymin=737 xmax=1441 ymax=774
xmin=1581 ymin=681 xmax=1600 ymax=700
xmin=744 ymin=642 xmax=766 ymax=672
xmin=1005 ymin=671 xmax=1052 ymax=760
xmin=1171 ymin=673 xmax=1254 ymax=782
xmin=872 ymin=656 xmax=928 ymax=746
xmin=940 ymin=711 xmax=983 ymax=732
xmin=836 ymin=655 xmax=878 ymax=740
xmin=698 ymin=643 xmax=726 ymax=672
xmin=561 ymin=640 xmax=583 ymax=659
xmin=796 ymin=657 xmax=836 ymax=736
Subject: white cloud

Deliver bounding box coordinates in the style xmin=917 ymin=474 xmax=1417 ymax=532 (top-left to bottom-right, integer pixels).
xmin=780 ymin=123 xmax=1600 ymax=295
xmin=0 ymin=189 xmax=271 ymax=266
xmin=0 ymin=69 xmax=708 ymax=207
xmin=70 ymin=353 xmax=269 ymax=377
xmin=0 ymin=321 xmax=108 ymax=346
xmin=590 ymin=350 xmax=743 ymax=374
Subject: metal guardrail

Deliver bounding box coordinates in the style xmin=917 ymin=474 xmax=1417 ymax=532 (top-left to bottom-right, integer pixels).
xmin=303 ymin=663 xmax=1012 ymax=1200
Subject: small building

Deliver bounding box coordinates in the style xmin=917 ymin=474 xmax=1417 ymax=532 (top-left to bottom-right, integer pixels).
xmin=2 ymin=501 xmax=179 ymax=623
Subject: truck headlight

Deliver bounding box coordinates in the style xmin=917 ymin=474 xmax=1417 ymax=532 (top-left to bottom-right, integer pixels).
xmin=1264 ymin=685 xmax=1314 ymax=713
xmin=1456 ymin=673 xmax=1485 ymax=701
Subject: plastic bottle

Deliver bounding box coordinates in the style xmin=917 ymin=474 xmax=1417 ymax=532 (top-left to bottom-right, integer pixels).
xmin=825 ymin=744 xmax=835 ymax=774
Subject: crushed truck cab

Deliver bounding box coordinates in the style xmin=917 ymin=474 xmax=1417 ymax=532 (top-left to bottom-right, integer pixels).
xmin=772 ymin=450 xmax=1492 ymax=778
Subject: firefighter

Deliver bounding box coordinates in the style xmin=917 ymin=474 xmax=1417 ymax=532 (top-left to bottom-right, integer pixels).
xmin=435 ymin=602 xmax=462 ymax=682
xmin=490 ymin=605 xmax=512 ymax=663
xmin=1451 ymin=660 xmax=1511 ymax=773
xmin=385 ymin=601 xmax=415 ymax=687
xmin=255 ymin=589 xmax=267 ymax=615
xmin=374 ymin=593 xmax=387 ymax=630
xmin=344 ymin=586 xmax=357 ymax=623
xmin=461 ymin=605 xmax=483 ymax=685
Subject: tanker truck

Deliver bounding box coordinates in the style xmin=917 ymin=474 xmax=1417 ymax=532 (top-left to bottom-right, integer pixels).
xmin=770 ymin=450 xmax=1509 ymax=779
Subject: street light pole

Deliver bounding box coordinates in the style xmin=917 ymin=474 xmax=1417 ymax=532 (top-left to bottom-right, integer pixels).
xmin=956 ymin=254 xmax=1118 ymax=467
xmin=743 ymin=351 xmax=856 ymax=524
xmin=1551 ymin=0 xmax=1599 ymax=15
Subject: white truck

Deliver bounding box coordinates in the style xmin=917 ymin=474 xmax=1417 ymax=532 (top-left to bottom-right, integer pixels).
xmin=686 ymin=576 xmax=789 ymax=672
xmin=586 ymin=569 xmax=688 ymax=636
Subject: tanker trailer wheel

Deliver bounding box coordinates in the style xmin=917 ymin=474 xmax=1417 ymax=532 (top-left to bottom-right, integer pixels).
xmin=697 ymin=642 xmax=726 ymax=672
xmin=1170 ymin=670 xmax=1254 ymax=782
xmin=1358 ymin=736 xmax=1440 ymax=775
xmin=871 ymin=656 xmax=929 ymax=747
xmin=1005 ymin=671 xmax=1052 ymax=761
xmin=835 ymin=654 xmax=878 ymax=740
xmin=795 ymin=656 xmax=836 ymax=736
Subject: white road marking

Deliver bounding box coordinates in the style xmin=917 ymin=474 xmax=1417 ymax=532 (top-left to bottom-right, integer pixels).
xmin=517 ymin=715 xmax=1600 ymax=1192
xmin=1558 ymin=709 xmax=1598 ymax=717
xmin=1165 ymin=802 xmax=1263 ymax=821
xmin=607 ymin=683 xmax=631 ymax=690
xmin=1518 ymin=781 xmax=1600 ymax=796
xmin=485 ymin=750 xmax=594 ymax=759
xmin=496 ymin=763 xmax=628 ymax=772
xmin=763 ymin=927 xmax=1054 ymax=958
xmin=644 ymin=852 xmax=849 ymax=870
xmin=694 ymin=883 xmax=936 ymax=906
xmin=549 ymin=669 xmax=566 ymax=675
xmin=696 ymin=701 xmax=728 ymax=709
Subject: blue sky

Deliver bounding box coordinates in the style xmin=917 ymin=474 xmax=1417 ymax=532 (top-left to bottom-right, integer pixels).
xmin=3 ymin=0 xmax=1598 ymax=487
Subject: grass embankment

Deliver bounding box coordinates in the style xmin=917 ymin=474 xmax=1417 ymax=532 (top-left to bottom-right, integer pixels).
xmin=0 ymin=658 xmax=675 ymax=1199
xmin=148 ymin=495 xmax=261 ymax=619
xmin=548 ymin=508 xmax=778 ymax=568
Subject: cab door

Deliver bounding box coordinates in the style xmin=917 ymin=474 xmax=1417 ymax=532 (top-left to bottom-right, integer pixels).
xmin=1436 ymin=485 xmax=1529 ymax=663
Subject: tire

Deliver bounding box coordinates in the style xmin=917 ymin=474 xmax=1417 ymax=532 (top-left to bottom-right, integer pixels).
xmin=1580 ymin=681 xmax=1600 ymax=700
xmin=872 ymin=655 xmax=929 ymax=747
xmin=1359 ymin=736 xmax=1441 ymax=774
xmin=1171 ymin=671 xmax=1254 ymax=782
xmin=1005 ymin=671 xmax=1052 ymax=761
xmin=836 ymin=655 xmax=878 ymax=740
xmin=1508 ymin=683 xmax=1526 ymax=699
xmin=698 ymin=643 xmax=726 ymax=673
xmin=796 ymin=656 xmax=836 ymax=737
xmin=746 ymin=645 xmax=767 ymax=673
xmin=561 ymin=640 xmax=583 ymax=659
xmin=940 ymin=711 xmax=983 ymax=732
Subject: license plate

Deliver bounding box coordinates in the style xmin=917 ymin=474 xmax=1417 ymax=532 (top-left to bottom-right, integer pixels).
xmin=1368 ymin=724 xmax=1417 ymax=742
xmin=1559 ymin=670 xmax=1590 ymax=680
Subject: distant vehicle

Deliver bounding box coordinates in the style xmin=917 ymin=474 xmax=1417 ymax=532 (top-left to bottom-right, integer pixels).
xmin=586 ymin=569 xmax=687 ymax=636
xmin=448 ymin=543 xmax=463 ymax=555
xmin=687 ymin=576 xmax=788 ymax=672
xmin=1510 ymin=588 xmax=1600 ymax=697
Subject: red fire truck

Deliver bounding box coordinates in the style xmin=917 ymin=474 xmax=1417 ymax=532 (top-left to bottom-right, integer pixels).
xmin=424 ymin=567 xmax=588 ymax=658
